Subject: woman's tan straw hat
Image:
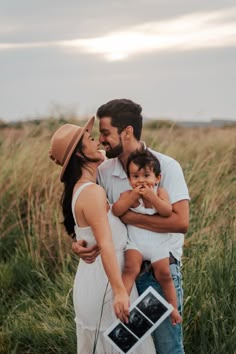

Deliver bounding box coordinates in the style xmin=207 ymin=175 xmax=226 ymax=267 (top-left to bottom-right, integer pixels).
xmin=49 ymin=116 xmax=95 ymax=181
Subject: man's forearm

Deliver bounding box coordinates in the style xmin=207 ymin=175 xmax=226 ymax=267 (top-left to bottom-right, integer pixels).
xmin=120 ymin=200 xmax=189 ymax=234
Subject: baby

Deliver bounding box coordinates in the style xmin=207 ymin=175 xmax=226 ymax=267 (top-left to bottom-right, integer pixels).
xmin=112 ymin=149 xmax=182 ymax=325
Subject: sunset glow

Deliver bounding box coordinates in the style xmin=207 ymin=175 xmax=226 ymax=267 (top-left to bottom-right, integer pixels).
xmin=0 ymin=8 xmax=236 ymax=62
xmin=61 ymin=8 xmax=236 ymax=61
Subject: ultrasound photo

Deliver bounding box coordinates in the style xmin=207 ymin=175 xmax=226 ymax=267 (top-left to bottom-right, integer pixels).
xmin=108 ymin=323 xmax=138 ymax=353
xmin=104 ymin=287 xmax=173 ymax=353
xmin=137 ymin=292 xmax=168 ymax=323
xmin=124 ymin=308 xmax=153 ymax=338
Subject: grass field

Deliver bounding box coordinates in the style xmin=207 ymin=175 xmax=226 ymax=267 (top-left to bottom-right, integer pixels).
xmin=0 ymin=118 xmax=235 ymax=354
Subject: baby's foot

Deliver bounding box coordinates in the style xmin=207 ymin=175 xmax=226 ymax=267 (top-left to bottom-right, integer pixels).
xmin=171 ymin=309 xmax=182 ymax=325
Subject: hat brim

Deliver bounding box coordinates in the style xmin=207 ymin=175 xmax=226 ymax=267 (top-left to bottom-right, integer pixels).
xmin=60 ymin=116 xmax=95 ymax=181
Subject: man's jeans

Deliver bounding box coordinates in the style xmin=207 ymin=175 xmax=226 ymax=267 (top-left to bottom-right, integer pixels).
xmin=136 ymin=263 xmax=185 ymax=354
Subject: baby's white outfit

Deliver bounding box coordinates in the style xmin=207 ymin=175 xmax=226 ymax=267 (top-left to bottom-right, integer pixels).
xmin=127 ymin=186 xmax=171 ymax=264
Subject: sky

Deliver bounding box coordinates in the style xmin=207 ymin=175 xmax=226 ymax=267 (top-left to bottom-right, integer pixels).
xmin=0 ymin=0 xmax=236 ymax=122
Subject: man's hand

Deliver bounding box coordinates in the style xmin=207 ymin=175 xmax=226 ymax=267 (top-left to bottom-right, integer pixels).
xmin=72 ymin=239 xmax=100 ymax=264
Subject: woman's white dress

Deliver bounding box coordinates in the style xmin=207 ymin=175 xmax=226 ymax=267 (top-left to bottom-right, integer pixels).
xmin=72 ymin=183 xmax=155 ymax=354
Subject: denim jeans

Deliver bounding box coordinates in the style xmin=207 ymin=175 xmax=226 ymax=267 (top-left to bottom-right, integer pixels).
xmin=135 ymin=263 xmax=185 ymax=354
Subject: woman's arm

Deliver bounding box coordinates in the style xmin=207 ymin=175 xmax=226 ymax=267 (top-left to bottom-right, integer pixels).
xmin=79 ymin=185 xmax=129 ymax=322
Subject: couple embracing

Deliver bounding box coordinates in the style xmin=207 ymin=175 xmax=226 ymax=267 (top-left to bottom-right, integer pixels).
xmin=49 ymin=99 xmax=190 ymax=354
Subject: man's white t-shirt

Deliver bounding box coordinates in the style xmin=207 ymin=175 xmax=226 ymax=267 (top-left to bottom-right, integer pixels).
xmin=97 ymin=148 xmax=190 ymax=261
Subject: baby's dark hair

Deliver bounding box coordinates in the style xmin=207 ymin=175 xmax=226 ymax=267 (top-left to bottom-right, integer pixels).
xmin=126 ymin=149 xmax=161 ymax=177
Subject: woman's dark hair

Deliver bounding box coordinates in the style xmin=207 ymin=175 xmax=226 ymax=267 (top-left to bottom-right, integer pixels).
xmin=126 ymin=149 xmax=161 ymax=178
xmin=60 ymin=137 xmax=97 ymax=238
xmin=96 ymin=99 xmax=143 ymax=141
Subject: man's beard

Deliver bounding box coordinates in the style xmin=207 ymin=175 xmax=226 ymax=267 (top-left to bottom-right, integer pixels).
xmin=105 ymin=139 xmax=123 ymax=158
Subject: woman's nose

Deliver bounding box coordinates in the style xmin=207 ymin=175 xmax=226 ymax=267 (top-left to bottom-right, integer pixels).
xmin=99 ymin=135 xmax=104 ymax=144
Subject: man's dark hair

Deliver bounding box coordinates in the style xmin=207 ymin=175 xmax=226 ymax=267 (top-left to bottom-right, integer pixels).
xmin=126 ymin=149 xmax=161 ymax=178
xmin=96 ymin=99 xmax=143 ymax=140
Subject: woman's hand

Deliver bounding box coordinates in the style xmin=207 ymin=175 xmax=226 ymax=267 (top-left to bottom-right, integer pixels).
xmin=113 ymin=290 xmax=130 ymax=324
xmin=72 ymin=240 xmax=100 ymax=264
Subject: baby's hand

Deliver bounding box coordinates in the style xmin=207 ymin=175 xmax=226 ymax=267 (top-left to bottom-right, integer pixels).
xmin=171 ymin=309 xmax=182 ymax=325
xmin=130 ymin=188 xmax=140 ymax=202
xmin=138 ymin=185 xmax=155 ymax=200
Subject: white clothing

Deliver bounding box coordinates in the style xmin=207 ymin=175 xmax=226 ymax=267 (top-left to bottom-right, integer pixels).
xmin=127 ymin=189 xmax=170 ymax=263
xmin=72 ymin=183 xmax=155 ymax=354
xmin=97 ymin=147 xmax=190 ymax=261
xmin=130 ymin=195 xmax=157 ymax=215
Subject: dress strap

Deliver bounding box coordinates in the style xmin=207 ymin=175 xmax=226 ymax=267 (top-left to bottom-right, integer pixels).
xmin=72 ymin=182 xmax=95 ymax=222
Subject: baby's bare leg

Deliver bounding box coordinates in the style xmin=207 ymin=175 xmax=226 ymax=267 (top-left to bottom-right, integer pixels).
xmin=122 ymin=250 xmax=143 ymax=295
xmin=152 ymin=258 xmax=182 ymax=325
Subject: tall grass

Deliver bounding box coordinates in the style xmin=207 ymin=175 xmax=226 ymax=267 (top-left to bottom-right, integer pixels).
xmin=0 ymin=120 xmax=235 ymax=353
xmin=143 ymin=125 xmax=236 ymax=354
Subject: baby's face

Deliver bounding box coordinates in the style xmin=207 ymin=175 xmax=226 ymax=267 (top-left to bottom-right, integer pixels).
xmin=128 ymin=161 xmax=159 ymax=189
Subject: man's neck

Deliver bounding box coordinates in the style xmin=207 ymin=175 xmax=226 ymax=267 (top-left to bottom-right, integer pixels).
xmin=119 ymin=141 xmax=144 ymax=172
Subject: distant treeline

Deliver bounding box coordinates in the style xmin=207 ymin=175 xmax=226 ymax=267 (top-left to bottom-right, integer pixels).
xmin=1 ymin=116 xmax=235 ymax=130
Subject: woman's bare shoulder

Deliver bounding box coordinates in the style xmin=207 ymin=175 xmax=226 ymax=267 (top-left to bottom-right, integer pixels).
xmin=80 ymin=183 xmax=106 ymax=201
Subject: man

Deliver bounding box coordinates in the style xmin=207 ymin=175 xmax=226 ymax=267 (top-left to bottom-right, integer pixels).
xmin=72 ymin=99 xmax=190 ymax=354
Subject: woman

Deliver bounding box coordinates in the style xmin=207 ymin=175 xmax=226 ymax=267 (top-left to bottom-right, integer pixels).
xmin=49 ymin=117 xmax=155 ymax=354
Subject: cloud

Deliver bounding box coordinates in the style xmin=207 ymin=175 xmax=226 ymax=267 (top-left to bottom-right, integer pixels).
xmin=0 ymin=23 xmax=18 ymax=34
xmin=1 ymin=7 xmax=236 ymax=61
xmin=0 ymin=41 xmax=60 ymax=50
xmin=61 ymin=7 xmax=236 ymax=60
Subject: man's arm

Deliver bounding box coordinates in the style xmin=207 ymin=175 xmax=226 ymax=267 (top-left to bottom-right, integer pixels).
xmin=72 ymin=240 xmax=100 ymax=263
xmin=120 ymin=199 xmax=189 ymax=234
